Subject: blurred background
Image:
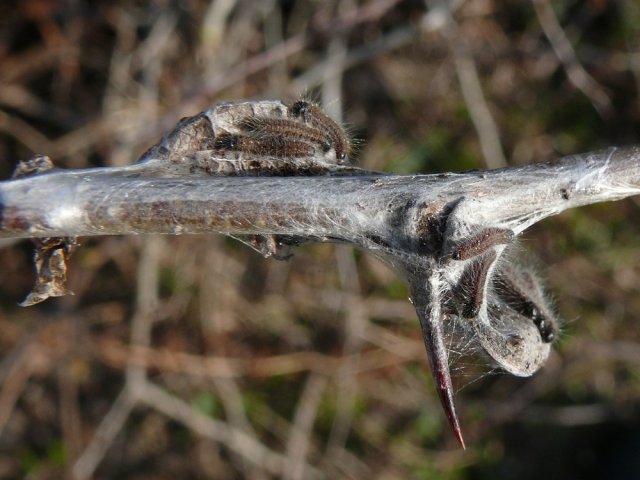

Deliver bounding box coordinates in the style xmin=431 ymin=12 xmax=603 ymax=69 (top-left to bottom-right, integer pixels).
xmin=1 ymin=0 xmax=640 ymax=478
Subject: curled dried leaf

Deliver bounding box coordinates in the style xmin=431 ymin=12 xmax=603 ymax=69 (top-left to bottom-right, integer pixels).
xmin=20 ymin=237 xmax=76 ymax=306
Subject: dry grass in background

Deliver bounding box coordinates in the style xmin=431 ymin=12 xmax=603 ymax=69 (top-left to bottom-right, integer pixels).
xmin=1 ymin=1 xmax=640 ymax=479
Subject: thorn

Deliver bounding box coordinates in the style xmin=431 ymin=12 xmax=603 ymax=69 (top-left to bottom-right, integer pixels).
xmin=416 ymin=295 xmax=466 ymax=449
xmin=433 ymin=364 xmax=466 ymax=449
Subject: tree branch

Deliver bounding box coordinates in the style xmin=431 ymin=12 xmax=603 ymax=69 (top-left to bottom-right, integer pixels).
xmin=2 ymin=146 xmax=638 ymax=239
xmin=2 ymin=100 xmax=639 ymax=447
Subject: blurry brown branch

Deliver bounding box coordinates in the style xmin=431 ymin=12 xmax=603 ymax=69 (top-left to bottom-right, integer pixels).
xmin=532 ymin=0 xmax=614 ymax=119
xmin=430 ymin=0 xmax=507 ymax=169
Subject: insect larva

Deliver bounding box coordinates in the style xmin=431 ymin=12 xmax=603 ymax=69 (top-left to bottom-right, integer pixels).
xmin=289 ymin=100 xmax=349 ymax=162
xmin=214 ymin=134 xmax=315 ymax=158
xmin=457 ymin=250 xmax=498 ymax=318
xmin=450 ymin=228 xmax=514 ymax=261
xmin=239 ymin=117 xmax=332 ymax=153
xmin=493 ymin=264 xmax=558 ymax=343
